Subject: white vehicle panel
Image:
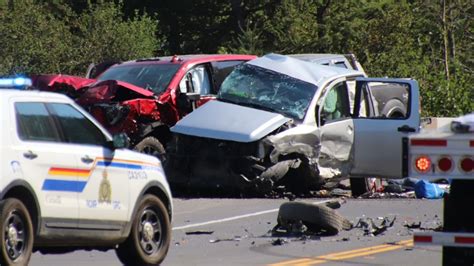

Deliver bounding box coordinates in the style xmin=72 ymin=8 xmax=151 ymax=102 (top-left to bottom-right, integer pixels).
xmin=350 ymin=78 xmax=420 ymax=178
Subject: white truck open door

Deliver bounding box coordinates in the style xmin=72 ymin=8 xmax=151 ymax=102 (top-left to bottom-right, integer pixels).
xmin=349 ymin=78 xmax=420 ymax=178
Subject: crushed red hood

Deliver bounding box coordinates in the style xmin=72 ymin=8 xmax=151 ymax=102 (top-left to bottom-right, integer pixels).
xmin=32 ymin=74 xmax=95 ymax=92
xmin=31 ymin=74 xmax=155 ymax=102
xmin=77 ymin=80 xmax=155 ymax=105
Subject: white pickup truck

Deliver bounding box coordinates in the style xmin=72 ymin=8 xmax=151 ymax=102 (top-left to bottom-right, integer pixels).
xmin=168 ymin=54 xmax=420 ymax=196
xmin=407 ymin=114 xmax=473 ymax=266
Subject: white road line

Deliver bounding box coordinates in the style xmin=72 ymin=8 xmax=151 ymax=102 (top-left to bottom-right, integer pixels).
xmin=172 ymin=209 xmax=278 ymax=230
xmin=172 ymin=199 xmax=333 ymax=231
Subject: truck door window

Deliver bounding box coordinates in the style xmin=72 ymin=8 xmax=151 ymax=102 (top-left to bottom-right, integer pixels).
xmin=179 ymin=65 xmax=211 ymax=95
xmin=359 ymin=82 xmax=410 ymax=119
xmin=48 ymin=103 xmax=107 ymax=146
xmin=321 ymin=82 xmax=350 ymax=123
xmin=15 ymin=102 xmax=60 ymax=142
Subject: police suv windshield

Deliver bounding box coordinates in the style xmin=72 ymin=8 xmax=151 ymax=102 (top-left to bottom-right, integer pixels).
xmin=217 ymin=64 xmax=317 ymax=120
xmin=98 ymin=63 xmax=180 ymax=94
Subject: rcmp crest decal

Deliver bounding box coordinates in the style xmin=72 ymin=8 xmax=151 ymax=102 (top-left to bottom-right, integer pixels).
xmin=99 ymin=170 xmax=112 ymax=203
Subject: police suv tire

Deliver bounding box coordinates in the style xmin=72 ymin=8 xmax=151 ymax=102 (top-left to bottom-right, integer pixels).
xmin=277 ymin=201 xmax=351 ymax=235
xmin=116 ymin=195 xmax=171 ymax=265
xmin=0 ymin=198 xmax=34 ymax=266
xmin=134 ymin=137 xmax=167 ymax=164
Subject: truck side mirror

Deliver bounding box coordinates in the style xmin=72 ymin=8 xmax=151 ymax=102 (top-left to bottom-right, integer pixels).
xmin=186 ymin=92 xmax=201 ymax=110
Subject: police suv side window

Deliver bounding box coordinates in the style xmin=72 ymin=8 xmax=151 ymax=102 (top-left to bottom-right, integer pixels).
xmin=15 ymin=102 xmax=60 ymax=142
xmin=48 ymin=103 xmax=107 ymax=146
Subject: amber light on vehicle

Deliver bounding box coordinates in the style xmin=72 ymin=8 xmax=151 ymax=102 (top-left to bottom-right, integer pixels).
xmin=415 ymin=156 xmax=431 ymax=173
xmin=437 ymin=156 xmax=453 ymax=172
xmin=460 ymin=157 xmax=473 ymax=173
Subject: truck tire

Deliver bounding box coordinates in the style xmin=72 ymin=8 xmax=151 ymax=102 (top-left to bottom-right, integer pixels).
xmin=443 ymin=180 xmax=474 ymax=266
xmin=0 ymin=198 xmax=34 ymax=266
xmin=116 ymin=195 xmax=171 ymax=265
xmin=134 ymin=137 xmax=167 ymax=164
xmin=381 ymin=99 xmax=406 ymax=118
xmin=277 ymin=201 xmax=351 ymax=235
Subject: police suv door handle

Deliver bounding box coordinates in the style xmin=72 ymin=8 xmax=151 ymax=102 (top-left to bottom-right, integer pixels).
xmin=81 ymin=155 xmax=94 ymax=164
xmin=23 ymin=150 xmax=37 ymax=159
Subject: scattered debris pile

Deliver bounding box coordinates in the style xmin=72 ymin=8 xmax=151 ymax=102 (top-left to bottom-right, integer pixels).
xmin=355 ymin=178 xmax=449 ymax=199
xmin=354 ymin=216 xmax=397 ymax=236
xmin=403 ymin=215 xmax=443 ymax=231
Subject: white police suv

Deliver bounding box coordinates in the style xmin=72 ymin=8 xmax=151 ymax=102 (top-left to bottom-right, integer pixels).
xmin=0 ymin=78 xmax=173 ymax=265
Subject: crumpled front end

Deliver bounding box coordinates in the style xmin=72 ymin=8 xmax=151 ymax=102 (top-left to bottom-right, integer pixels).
xmin=167 ymin=123 xmax=325 ymax=196
xmin=32 ymin=74 xmax=180 ymax=145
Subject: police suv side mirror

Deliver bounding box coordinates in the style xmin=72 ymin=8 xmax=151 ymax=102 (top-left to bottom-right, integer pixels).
xmin=110 ymin=133 xmax=130 ymax=149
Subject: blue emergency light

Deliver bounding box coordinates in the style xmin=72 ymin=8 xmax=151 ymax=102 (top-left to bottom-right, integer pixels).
xmin=0 ymin=77 xmax=33 ymax=89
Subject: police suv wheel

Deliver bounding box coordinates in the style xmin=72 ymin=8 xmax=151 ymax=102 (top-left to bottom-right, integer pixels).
xmin=116 ymin=195 xmax=171 ymax=265
xmin=0 ymin=199 xmax=34 ymax=266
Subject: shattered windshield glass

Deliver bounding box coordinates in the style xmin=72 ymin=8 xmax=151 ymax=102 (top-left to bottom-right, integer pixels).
xmin=97 ymin=63 xmax=180 ymax=95
xmin=217 ymin=64 xmax=318 ymax=120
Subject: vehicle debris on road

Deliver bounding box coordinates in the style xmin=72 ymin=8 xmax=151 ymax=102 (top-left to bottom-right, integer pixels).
xmin=185 ymin=230 xmax=214 ymax=235
xmin=354 ymin=216 xmax=397 ymax=236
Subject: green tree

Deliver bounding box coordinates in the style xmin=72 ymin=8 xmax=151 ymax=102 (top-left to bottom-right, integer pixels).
xmin=0 ymin=1 xmax=160 ymax=75
xmin=0 ymin=0 xmax=74 ymax=74
xmin=72 ymin=2 xmax=160 ymax=74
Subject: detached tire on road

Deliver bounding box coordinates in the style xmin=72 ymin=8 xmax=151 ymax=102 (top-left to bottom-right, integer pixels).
xmin=0 ymin=198 xmax=34 ymax=266
xmin=134 ymin=137 xmax=167 ymax=164
xmin=116 ymin=195 xmax=171 ymax=265
xmin=277 ymin=201 xmax=350 ymax=235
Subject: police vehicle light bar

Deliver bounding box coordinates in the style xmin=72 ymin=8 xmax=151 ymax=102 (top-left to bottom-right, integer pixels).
xmin=0 ymin=77 xmax=33 ymax=88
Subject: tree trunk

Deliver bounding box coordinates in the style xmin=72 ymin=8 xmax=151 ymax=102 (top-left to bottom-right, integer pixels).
xmin=442 ymin=0 xmax=450 ymax=80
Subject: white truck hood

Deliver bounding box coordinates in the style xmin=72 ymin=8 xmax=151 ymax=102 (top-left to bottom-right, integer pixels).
xmin=171 ymin=100 xmax=291 ymax=143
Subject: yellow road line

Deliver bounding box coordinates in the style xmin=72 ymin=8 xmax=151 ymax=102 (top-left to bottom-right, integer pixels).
xmin=269 ymin=239 xmax=413 ymax=266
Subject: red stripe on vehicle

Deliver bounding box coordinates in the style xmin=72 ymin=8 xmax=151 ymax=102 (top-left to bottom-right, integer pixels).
xmin=455 ymin=236 xmax=474 ymax=244
xmin=414 ymin=235 xmax=432 ymax=243
xmin=470 ymin=140 xmax=474 ymax=147
xmin=49 ymin=167 xmax=90 ymax=174
xmin=411 ymin=139 xmax=447 ymax=147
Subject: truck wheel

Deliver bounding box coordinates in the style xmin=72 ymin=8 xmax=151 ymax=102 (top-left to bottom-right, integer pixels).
xmin=443 ymin=180 xmax=474 ymax=265
xmin=116 ymin=195 xmax=171 ymax=265
xmin=134 ymin=137 xmax=167 ymax=164
xmin=277 ymin=201 xmax=351 ymax=235
xmin=0 ymin=199 xmax=34 ymax=266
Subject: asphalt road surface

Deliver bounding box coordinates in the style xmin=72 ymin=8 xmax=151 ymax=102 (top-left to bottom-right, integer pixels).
xmin=30 ymin=197 xmax=443 ymax=266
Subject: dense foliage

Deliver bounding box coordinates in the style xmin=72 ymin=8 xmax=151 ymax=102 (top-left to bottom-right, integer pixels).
xmin=0 ymin=0 xmax=472 ymax=116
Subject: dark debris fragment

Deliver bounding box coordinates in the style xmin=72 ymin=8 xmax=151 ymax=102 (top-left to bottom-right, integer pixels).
xmin=272 ymin=238 xmax=289 ymax=246
xmin=185 ymin=230 xmax=214 ymax=235
xmin=354 ymin=216 xmax=397 ymax=236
